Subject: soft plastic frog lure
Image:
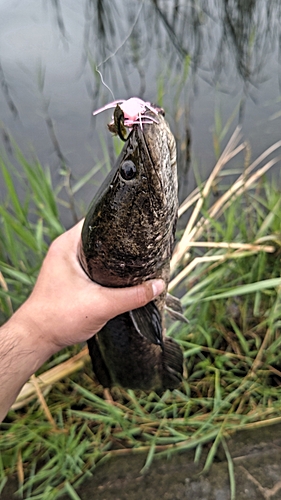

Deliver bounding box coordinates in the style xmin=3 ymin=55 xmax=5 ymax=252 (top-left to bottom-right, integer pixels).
xmin=93 ymin=97 xmax=161 ymax=140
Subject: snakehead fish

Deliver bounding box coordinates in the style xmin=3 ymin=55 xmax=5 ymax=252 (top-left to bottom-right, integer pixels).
xmin=78 ymin=107 xmax=184 ymax=392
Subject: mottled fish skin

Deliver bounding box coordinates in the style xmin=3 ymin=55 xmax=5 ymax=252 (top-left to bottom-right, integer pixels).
xmin=78 ymin=111 xmax=183 ymax=392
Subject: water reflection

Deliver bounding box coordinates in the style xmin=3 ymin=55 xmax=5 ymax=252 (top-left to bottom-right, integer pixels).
xmin=80 ymin=1 xmax=281 ymax=98
xmin=210 ymin=0 xmax=281 ymax=125
xmin=0 ymin=0 xmax=280 ymax=223
xmin=0 ymin=60 xmax=18 ymax=118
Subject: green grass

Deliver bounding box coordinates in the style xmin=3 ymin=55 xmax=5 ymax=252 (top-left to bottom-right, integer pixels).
xmin=1 ymin=131 xmax=281 ymax=499
xmin=0 ymin=149 xmax=64 ymax=323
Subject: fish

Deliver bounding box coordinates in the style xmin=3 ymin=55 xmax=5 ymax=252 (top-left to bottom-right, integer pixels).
xmin=78 ymin=106 xmax=184 ymax=392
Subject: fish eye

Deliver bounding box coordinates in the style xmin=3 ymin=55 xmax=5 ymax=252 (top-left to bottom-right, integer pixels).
xmin=120 ymin=160 xmax=137 ymax=180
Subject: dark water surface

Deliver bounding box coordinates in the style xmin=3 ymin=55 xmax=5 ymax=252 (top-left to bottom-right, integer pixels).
xmin=0 ymin=0 xmax=281 ymax=225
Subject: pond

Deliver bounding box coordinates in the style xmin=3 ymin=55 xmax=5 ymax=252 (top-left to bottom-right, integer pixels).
xmin=0 ymin=0 xmax=281 ymax=226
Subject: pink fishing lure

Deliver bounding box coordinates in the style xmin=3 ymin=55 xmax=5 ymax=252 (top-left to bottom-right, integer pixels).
xmin=93 ymin=97 xmax=160 ymax=130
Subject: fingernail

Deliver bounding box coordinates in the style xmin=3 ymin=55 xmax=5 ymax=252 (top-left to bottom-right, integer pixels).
xmin=152 ymin=279 xmax=166 ymax=297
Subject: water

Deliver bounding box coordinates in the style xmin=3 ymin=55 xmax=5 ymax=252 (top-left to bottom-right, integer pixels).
xmin=0 ymin=0 xmax=281 ymax=226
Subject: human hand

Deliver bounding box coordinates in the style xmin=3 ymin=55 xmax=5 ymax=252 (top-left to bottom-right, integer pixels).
xmin=17 ymin=220 xmax=165 ymax=354
xmin=0 ymin=220 xmax=166 ymax=421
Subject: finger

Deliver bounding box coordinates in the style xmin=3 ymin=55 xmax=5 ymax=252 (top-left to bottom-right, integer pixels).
xmin=103 ymin=279 xmax=166 ymax=318
xmin=64 ymin=219 xmax=85 ymax=247
xmin=47 ymin=219 xmax=85 ymax=258
xmin=69 ymin=218 xmax=85 ymax=238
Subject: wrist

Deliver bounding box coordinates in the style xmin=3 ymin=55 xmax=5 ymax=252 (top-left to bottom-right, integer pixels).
xmin=9 ymin=301 xmax=59 ymax=369
xmin=0 ymin=306 xmax=57 ymax=422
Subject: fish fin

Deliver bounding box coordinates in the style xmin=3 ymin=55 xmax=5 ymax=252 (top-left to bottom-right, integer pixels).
xmin=165 ymin=293 xmax=189 ymax=323
xmin=129 ymin=301 xmax=163 ymax=347
xmin=166 ymin=293 xmax=184 ymax=312
xmin=161 ymin=337 xmax=183 ymax=390
xmin=87 ymin=334 xmax=112 ymax=388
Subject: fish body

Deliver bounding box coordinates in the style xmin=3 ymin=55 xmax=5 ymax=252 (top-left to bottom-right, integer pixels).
xmin=79 ymin=110 xmax=183 ymax=392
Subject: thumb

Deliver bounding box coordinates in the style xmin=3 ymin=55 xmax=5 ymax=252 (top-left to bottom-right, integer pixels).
xmin=102 ymin=279 xmax=166 ymax=319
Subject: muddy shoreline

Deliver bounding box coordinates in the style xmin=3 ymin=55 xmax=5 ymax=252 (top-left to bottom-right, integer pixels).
xmin=3 ymin=423 xmax=281 ymax=500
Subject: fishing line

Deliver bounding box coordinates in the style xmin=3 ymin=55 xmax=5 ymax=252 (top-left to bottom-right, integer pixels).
xmin=95 ymin=0 xmax=145 ymax=99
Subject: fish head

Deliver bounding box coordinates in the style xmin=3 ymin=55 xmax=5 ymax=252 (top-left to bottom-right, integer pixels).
xmin=80 ymin=112 xmax=178 ymax=287
xmin=104 ymin=112 xmax=177 ymax=215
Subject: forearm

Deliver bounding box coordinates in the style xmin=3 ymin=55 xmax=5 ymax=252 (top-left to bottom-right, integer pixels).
xmin=0 ymin=306 xmax=55 ymax=422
